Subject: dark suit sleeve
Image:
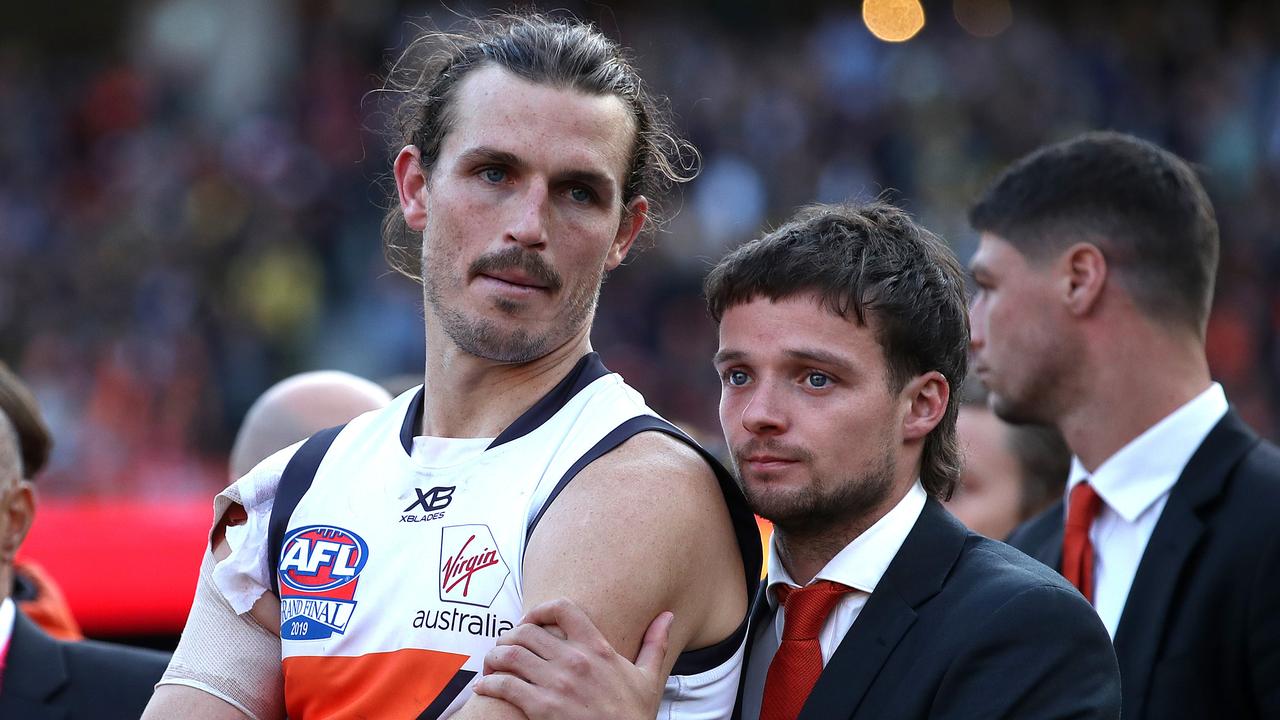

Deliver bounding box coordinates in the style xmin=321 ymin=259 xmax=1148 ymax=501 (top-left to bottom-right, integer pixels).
xmin=65 ymin=639 xmax=171 ymax=718
xmin=1249 ymin=522 xmax=1280 ymax=717
xmin=930 ymin=583 xmax=1121 ymax=720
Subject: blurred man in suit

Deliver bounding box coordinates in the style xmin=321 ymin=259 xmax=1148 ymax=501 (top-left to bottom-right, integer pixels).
xmin=0 ymin=361 xmax=170 ymax=719
xmin=472 ymin=202 xmax=1121 ymax=720
xmin=968 ymin=131 xmax=1280 ymax=720
xmin=945 ymin=401 xmax=1067 ymax=539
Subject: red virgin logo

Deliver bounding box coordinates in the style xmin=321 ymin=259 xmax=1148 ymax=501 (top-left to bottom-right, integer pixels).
xmin=439 ymin=524 xmax=510 ymax=608
xmin=442 ymin=534 xmax=500 ymax=596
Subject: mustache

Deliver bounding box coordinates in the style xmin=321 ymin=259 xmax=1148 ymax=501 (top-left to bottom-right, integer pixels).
xmin=469 ymin=247 xmax=563 ymax=292
xmin=732 ymin=438 xmax=814 ymax=465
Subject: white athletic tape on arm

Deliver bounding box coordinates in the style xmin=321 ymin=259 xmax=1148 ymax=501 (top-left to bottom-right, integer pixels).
xmin=159 ymin=550 xmax=284 ymax=720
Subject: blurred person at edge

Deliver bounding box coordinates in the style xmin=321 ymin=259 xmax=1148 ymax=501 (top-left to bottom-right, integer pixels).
xmin=6 ymin=361 xmax=85 ymax=642
xmin=968 ymin=132 xmax=1280 ymax=720
xmin=945 ymin=400 xmax=1068 ymax=540
xmin=470 ymin=202 xmax=1120 ymax=720
xmin=0 ymin=361 xmax=170 ymax=719
xmin=144 ymin=11 xmax=758 ymax=720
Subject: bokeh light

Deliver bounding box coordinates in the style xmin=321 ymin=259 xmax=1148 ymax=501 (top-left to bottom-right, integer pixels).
xmin=863 ymin=0 xmax=926 ymax=43
xmin=954 ymin=0 xmax=1014 ymax=38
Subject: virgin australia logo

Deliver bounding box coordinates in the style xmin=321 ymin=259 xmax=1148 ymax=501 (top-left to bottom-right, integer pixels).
xmin=439 ymin=524 xmax=509 ymax=608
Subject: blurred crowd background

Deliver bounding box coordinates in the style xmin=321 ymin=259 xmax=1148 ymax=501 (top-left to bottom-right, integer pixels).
xmin=1 ymin=0 xmax=1278 ymax=504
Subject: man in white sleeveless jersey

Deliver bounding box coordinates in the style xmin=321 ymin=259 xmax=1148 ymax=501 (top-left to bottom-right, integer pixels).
xmin=144 ymin=12 xmax=759 ymax=720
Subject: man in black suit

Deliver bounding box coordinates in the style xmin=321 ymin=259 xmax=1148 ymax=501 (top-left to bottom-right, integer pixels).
xmin=0 ymin=361 xmax=170 ymax=719
xmin=470 ymin=202 xmax=1121 ymax=719
xmin=967 ymin=131 xmax=1280 ymax=720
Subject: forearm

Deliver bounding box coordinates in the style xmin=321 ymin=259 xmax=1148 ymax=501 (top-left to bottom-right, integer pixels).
xmin=450 ymin=694 xmax=531 ymax=720
xmin=144 ymin=685 xmax=257 ymax=720
xmin=472 ymin=600 xmax=672 ymax=720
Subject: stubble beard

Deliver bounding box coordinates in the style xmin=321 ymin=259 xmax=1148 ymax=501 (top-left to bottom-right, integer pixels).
xmin=423 ymin=249 xmax=603 ymax=364
xmin=985 ymin=357 xmax=1069 ymax=429
xmin=988 ymin=390 xmax=1050 ymax=427
xmin=983 ymin=326 xmax=1079 ymax=429
xmin=735 ymin=439 xmax=898 ymax=542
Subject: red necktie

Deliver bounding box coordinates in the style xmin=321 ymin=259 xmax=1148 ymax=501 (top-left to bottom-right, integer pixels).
xmin=1062 ymin=481 xmax=1104 ymax=603
xmin=759 ymin=580 xmax=852 ymax=720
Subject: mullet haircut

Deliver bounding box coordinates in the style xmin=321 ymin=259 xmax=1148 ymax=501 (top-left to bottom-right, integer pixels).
xmin=379 ymin=11 xmax=697 ymax=280
xmin=968 ymin=131 xmax=1219 ymax=337
xmin=705 ymin=201 xmax=970 ymax=500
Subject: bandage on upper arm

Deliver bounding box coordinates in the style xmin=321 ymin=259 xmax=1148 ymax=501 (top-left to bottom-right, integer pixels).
xmin=158 ymin=548 xmax=284 ymax=720
xmin=161 ymin=464 xmax=289 ymax=720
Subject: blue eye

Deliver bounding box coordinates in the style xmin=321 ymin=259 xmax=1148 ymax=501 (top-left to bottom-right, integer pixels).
xmin=726 ymin=370 xmax=750 ymax=386
xmin=568 ymin=186 xmax=593 ymax=203
xmin=481 ymin=168 xmax=506 ymax=183
xmin=807 ymin=373 xmax=830 ymax=388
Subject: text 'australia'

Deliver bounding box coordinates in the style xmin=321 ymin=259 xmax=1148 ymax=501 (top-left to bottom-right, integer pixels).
xmin=412 ymin=607 xmax=514 ymax=637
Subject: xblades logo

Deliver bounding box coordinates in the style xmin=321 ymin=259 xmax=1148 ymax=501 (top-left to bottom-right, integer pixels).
xmin=400 ymin=486 xmax=455 ymax=523
xmin=404 ymin=486 xmax=455 ymax=513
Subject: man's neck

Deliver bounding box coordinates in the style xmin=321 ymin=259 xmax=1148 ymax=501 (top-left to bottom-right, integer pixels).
xmin=419 ymin=325 xmax=594 ymax=439
xmin=1057 ymin=329 xmax=1212 ymax=472
xmin=774 ymin=476 xmax=915 ymax=586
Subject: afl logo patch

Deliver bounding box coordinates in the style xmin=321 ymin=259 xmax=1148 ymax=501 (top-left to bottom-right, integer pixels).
xmin=278 ymin=525 xmax=369 ymax=593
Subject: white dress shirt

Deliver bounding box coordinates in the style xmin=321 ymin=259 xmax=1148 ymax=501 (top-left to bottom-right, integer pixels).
xmin=741 ymin=482 xmax=927 ymax=720
xmin=0 ymin=596 xmax=14 ymax=663
xmin=0 ymin=597 xmax=12 ymax=642
xmin=1066 ymin=382 xmax=1227 ymax=638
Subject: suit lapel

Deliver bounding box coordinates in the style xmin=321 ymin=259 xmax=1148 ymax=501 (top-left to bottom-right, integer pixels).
xmin=0 ymin=610 xmax=70 ymax=719
xmin=748 ymin=580 xmax=771 ymax=642
xmin=732 ymin=581 xmax=772 ymax=720
xmin=1112 ymin=409 xmax=1258 ymax=718
xmin=797 ymin=500 xmax=968 ymax=720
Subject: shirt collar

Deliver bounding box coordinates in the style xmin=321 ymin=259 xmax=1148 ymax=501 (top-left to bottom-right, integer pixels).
xmin=0 ymin=597 xmax=13 ymax=648
xmin=765 ymin=481 xmax=928 ymax=608
xmin=1066 ymin=383 xmax=1227 ymax=522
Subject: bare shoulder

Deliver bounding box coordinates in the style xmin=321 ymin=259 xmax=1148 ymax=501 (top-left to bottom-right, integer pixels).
xmin=553 ymin=430 xmax=731 ymax=546
xmin=590 ymin=429 xmax=720 ymax=493
xmin=523 ymin=429 xmax=747 ymax=660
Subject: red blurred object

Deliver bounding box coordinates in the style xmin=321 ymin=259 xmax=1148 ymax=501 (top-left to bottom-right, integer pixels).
xmin=17 ymin=496 xmax=212 ymax=636
xmin=15 ymin=557 xmax=84 ymax=641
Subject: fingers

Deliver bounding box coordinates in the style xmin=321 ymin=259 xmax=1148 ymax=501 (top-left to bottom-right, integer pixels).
xmin=635 ymin=611 xmax=673 ymax=676
xmin=494 ymin=621 xmax=570 ymax=661
xmin=483 ymin=642 xmax=552 ymax=686
xmin=521 ymin=597 xmax=606 ymax=646
xmin=473 ymin=673 xmax=551 ymax=719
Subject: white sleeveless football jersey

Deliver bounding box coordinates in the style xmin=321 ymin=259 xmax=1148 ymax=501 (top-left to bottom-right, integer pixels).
xmin=218 ymin=353 xmax=759 ymax=719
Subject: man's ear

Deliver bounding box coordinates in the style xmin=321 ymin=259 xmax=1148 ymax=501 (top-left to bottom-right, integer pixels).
xmin=394 ymin=145 xmax=430 ymax=232
xmin=1061 ymin=242 xmax=1107 ymax=317
xmin=0 ymin=480 xmax=35 ymax=564
xmin=605 ymin=196 xmax=649 ymax=270
xmin=901 ymin=371 xmax=949 ymax=442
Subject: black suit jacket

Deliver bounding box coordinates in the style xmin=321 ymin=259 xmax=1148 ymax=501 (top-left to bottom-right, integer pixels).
xmin=1007 ymin=409 xmax=1280 ymax=720
xmin=0 ymin=608 xmax=171 ymax=720
xmin=741 ymin=499 xmax=1121 ymax=720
